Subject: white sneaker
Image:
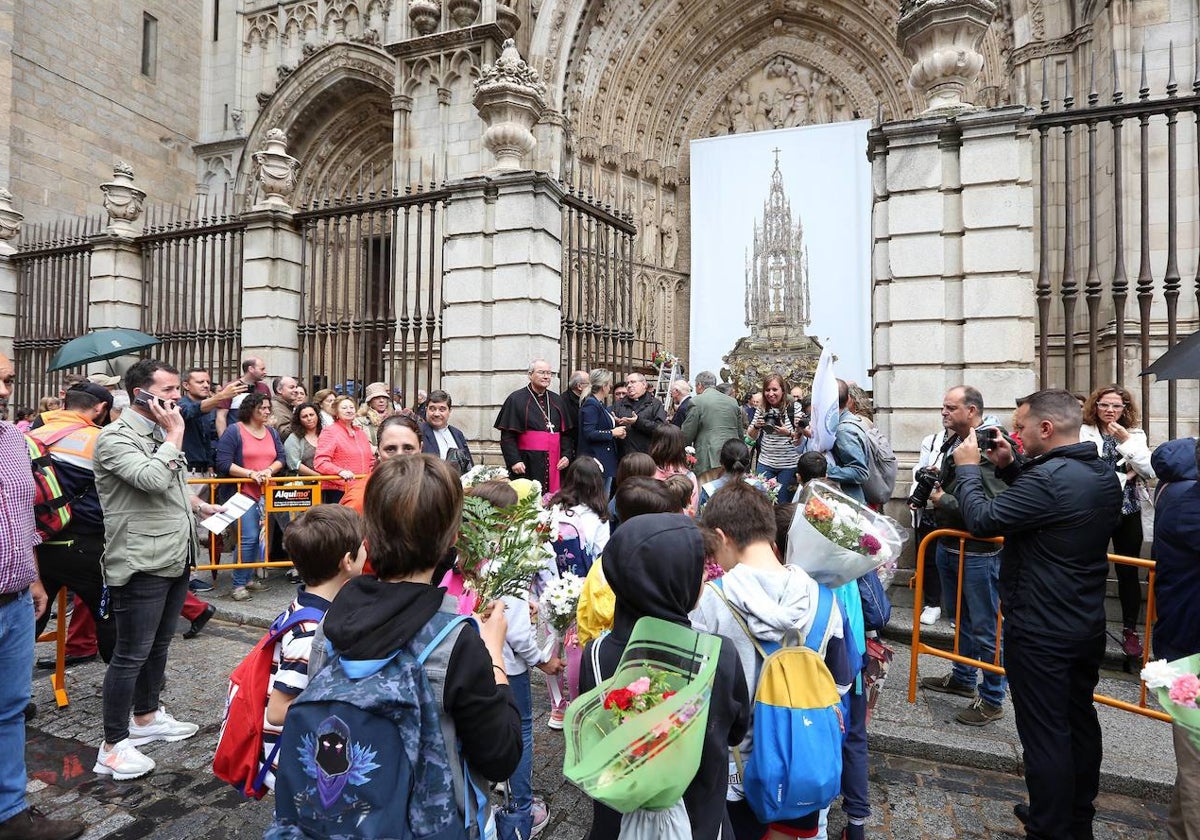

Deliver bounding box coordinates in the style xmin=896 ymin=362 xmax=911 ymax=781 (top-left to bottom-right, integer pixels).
xmin=94 ymin=738 xmax=156 ymax=780
xmin=920 ymin=605 xmax=942 ymax=626
xmin=128 ymin=708 xmax=199 ymax=746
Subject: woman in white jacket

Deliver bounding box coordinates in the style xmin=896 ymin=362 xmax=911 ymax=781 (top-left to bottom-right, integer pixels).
xmin=1079 ymin=385 xmax=1155 ymax=658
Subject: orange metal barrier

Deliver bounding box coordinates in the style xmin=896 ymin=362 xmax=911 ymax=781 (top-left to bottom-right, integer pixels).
xmin=907 ymin=528 xmax=1168 ymax=723
xmin=186 ymin=474 xmax=365 ymax=573
xmin=34 ymin=588 xmax=70 ymax=707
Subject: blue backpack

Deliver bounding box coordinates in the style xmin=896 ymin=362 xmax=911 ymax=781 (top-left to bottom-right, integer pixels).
xmin=710 ymin=580 xmax=844 ymax=822
xmin=265 ymin=613 xmax=490 ymax=840
xmin=551 ymin=519 xmax=594 ymax=578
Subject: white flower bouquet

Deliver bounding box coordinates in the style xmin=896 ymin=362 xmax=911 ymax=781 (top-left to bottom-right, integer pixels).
xmin=786 ymin=480 xmax=904 ymax=587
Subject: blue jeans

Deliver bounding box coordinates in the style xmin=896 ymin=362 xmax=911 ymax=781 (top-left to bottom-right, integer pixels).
xmin=756 ymin=463 xmax=798 ymax=504
xmin=102 ymin=571 xmax=189 ymax=744
xmin=840 ymin=687 xmax=870 ymax=822
xmin=936 ymin=541 xmax=1006 ymax=707
xmin=0 ymin=589 xmax=34 ymax=822
xmin=506 ymin=670 xmax=534 ymax=835
xmin=234 ymin=497 xmax=264 ymax=588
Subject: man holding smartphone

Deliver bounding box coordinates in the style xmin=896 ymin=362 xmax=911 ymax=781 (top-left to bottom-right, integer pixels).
xmin=92 ymin=360 xmax=223 ymax=781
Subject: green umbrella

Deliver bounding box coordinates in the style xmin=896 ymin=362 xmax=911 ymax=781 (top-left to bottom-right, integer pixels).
xmin=47 ymin=328 xmax=160 ymax=372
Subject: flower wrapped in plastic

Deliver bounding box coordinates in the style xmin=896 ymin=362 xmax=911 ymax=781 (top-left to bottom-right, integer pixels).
xmin=456 ymin=479 xmax=556 ymax=603
xmin=460 ymin=464 xmax=511 ymax=489
xmin=563 ymin=617 xmax=720 ymax=814
xmin=786 ymin=480 xmax=904 ymax=587
xmin=1142 ymin=655 xmax=1200 ymax=749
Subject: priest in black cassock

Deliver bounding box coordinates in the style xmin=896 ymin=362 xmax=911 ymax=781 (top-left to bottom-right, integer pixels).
xmin=494 ymin=359 xmax=573 ymax=493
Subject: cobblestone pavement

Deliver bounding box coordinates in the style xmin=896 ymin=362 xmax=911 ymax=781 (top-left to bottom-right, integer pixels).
xmin=23 ymin=616 xmax=1170 ymax=839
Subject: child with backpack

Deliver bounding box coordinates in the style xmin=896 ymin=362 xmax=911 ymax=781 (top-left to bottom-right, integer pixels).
xmin=578 ymin=512 xmax=750 ymax=840
xmin=547 ymin=457 xmax=610 ymax=579
xmin=265 ymin=456 xmax=520 ymax=840
xmin=261 ymin=505 xmax=365 ymax=789
xmin=692 ymin=480 xmax=854 ymax=840
xmin=212 ymin=504 xmax=364 ymax=798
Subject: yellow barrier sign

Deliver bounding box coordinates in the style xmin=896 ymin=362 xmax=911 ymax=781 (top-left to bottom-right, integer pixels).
xmin=267 ymin=482 xmax=322 ymax=512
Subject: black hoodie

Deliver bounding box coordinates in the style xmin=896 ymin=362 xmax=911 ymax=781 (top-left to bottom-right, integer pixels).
xmin=1150 ymin=438 xmax=1200 ymax=661
xmin=578 ymin=514 xmax=750 ymax=840
xmin=322 ymin=575 xmax=521 ymax=782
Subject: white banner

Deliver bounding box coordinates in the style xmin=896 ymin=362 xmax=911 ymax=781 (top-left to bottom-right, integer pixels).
xmin=810 ymin=346 xmax=841 ymax=453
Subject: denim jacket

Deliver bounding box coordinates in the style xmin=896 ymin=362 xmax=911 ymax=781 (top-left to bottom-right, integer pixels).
xmin=93 ymin=411 xmax=197 ymax=587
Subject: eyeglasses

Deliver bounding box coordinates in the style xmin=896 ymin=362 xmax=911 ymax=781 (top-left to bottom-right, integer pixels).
xmin=1097 ymin=403 xmax=1125 ymax=411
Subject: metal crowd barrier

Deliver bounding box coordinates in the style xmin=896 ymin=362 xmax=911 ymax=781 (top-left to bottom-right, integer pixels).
xmin=907 ymin=528 xmax=1168 ymax=723
xmin=187 ymin=473 xmax=366 ymax=574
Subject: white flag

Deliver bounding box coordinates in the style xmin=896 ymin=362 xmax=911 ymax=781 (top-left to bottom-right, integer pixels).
xmin=810 ymin=346 xmax=841 ymax=453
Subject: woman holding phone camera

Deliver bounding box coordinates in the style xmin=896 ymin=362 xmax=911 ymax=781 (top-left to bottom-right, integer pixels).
xmin=1079 ymin=385 xmax=1155 ymax=659
xmin=215 ymin=392 xmax=285 ymax=601
xmin=747 ymin=373 xmax=801 ymax=503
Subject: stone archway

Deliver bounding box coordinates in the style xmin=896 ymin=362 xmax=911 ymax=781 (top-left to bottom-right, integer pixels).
xmin=237 ymin=41 xmax=395 ymax=207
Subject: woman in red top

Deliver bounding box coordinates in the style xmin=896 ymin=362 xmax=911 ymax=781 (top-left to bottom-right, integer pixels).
xmin=215 ymin=392 xmax=286 ymax=601
xmin=314 ymin=395 xmax=375 ymax=505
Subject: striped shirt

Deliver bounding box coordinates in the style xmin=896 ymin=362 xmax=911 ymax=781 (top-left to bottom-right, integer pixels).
xmin=0 ymin=422 xmax=38 ymax=593
xmin=756 ymin=405 xmax=800 ymax=469
xmin=262 ymin=589 xmax=331 ymax=789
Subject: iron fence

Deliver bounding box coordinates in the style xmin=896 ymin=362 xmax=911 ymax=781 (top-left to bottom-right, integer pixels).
xmin=139 ymin=201 xmax=246 ymax=388
xmin=1032 ymin=48 xmax=1200 ymax=439
xmin=560 ymin=187 xmax=637 ymax=382
xmin=294 ymin=184 xmax=448 ymax=404
xmin=10 ymin=218 xmax=104 ymax=410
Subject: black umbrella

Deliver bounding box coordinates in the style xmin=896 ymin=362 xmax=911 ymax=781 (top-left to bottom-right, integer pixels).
xmin=1140 ymin=329 xmax=1200 ymax=381
xmin=47 ymin=329 xmax=160 ymax=372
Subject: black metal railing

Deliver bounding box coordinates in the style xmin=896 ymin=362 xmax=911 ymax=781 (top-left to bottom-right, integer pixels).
xmin=1032 ymin=46 xmax=1200 ymax=439
xmin=560 ymin=187 xmax=637 ymax=382
xmin=294 ymin=183 xmax=448 ymax=403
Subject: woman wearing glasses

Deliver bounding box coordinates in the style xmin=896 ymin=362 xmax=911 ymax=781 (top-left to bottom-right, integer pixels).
xmin=1079 ymin=385 xmax=1156 ymax=659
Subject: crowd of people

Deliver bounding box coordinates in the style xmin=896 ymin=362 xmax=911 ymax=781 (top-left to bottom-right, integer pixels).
xmin=0 ymin=351 xmax=1195 ymax=840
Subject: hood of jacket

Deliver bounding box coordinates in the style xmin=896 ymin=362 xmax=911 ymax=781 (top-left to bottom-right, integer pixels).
xmin=603 ymin=513 xmax=704 ymax=641
xmin=322 ymin=575 xmax=446 ymax=660
xmin=1152 ymin=437 xmax=1198 ymax=484
xmin=720 ymin=562 xmax=821 ymax=643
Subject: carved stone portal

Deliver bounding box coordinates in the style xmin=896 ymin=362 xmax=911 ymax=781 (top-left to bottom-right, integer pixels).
xmin=706 ymin=57 xmax=857 ymax=137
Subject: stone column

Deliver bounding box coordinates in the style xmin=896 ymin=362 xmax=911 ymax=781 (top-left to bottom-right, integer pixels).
xmin=441 ymin=171 xmax=564 ymax=459
xmin=89 ymin=163 xmax=147 ymax=339
xmin=871 ymin=107 xmax=1035 ymax=470
xmin=0 ymin=188 xmax=22 ymax=357
xmin=241 ymin=209 xmax=303 ymax=376
xmin=243 ymin=129 xmax=303 ymax=375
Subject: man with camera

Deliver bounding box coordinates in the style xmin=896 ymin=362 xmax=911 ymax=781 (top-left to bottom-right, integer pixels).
xmin=915 ymin=385 xmax=1009 ymax=726
xmin=950 ymin=389 xmax=1122 ymax=840
xmin=420 ymin=389 xmax=473 ymax=474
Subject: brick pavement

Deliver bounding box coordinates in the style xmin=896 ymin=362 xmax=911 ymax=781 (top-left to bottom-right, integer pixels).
xmin=22 ymin=613 xmax=1172 ymax=839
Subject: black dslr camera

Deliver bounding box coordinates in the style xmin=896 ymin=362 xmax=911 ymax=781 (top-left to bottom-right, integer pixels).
xmin=763 ymin=408 xmax=782 ymax=427
xmin=906 ymin=467 xmax=940 ymax=509
xmin=975 ymin=427 xmax=997 ymax=452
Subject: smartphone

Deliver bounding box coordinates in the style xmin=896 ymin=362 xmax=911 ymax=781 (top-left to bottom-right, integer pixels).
xmin=975 ymin=427 xmax=996 ymax=452
xmin=133 ymin=389 xmax=173 ymax=411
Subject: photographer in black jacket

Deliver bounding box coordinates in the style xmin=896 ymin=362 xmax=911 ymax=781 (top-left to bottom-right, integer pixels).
xmin=951 ymin=389 xmax=1122 ymax=840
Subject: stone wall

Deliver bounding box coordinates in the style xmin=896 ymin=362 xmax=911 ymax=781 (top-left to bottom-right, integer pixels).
xmin=6 ymin=0 xmax=201 ymax=224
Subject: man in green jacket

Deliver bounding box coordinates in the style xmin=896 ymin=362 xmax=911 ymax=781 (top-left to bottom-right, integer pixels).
xmin=92 ymin=360 xmax=223 ymax=781
xmin=681 ymin=370 xmax=746 ymax=476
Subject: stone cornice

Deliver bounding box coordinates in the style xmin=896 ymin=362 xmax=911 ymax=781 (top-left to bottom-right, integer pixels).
xmin=385 ymin=22 xmax=507 ymax=60
xmin=1010 ymin=24 xmax=1093 ymax=66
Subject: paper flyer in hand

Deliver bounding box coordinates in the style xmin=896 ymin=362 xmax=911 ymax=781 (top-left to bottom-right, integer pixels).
xmin=199 ymin=492 xmax=255 ymax=534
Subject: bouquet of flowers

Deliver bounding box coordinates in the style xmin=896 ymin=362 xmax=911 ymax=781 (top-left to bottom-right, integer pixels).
xmin=542 ymin=572 xmax=584 ymax=635
xmin=786 ymin=480 xmax=904 ymax=587
xmin=743 ymin=473 xmax=781 ymax=503
xmin=456 ymin=481 xmax=556 ymax=603
xmin=460 ymin=464 xmax=510 ymax=488
xmin=1142 ymin=655 xmax=1200 ymax=748
xmin=651 ymin=349 xmax=679 ymax=368
xmin=684 ymin=445 xmax=697 ymax=469
xmin=564 ymin=617 xmax=719 ymax=814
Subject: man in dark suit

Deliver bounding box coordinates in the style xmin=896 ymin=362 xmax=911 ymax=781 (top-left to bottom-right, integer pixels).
xmin=420 ymin=389 xmax=473 ymax=473
xmin=669 ymin=379 xmax=692 ymax=427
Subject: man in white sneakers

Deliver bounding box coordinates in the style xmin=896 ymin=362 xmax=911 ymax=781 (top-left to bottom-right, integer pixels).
xmin=92 ymin=360 xmax=222 ymax=780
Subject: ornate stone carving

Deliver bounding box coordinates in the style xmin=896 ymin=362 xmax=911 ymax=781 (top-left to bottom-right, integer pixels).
xmin=705 ymin=57 xmax=858 ymax=136
xmin=661 ymin=202 xmax=678 ymax=269
xmin=0 ymin=188 xmax=23 ymax=256
xmin=100 ymin=162 xmax=147 ymax=237
xmin=409 ymin=0 xmax=441 ymax=35
xmin=495 ymin=2 xmax=521 ymax=38
xmin=473 ymin=39 xmax=547 ymax=171
xmin=640 ymin=197 xmax=658 ymax=264
xmin=252 ymin=128 xmax=301 ymax=210
xmin=898 ymin=0 xmax=997 ymax=113
xmin=447 ymin=0 xmax=479 ymax=27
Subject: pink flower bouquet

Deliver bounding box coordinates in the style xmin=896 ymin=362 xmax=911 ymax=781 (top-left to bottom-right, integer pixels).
xmin=1142 ymin=654 xmax=1200 ymax=748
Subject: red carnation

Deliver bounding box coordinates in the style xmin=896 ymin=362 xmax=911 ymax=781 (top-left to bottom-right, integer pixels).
xmin=604 ymin=688 xmax=634 ymax=711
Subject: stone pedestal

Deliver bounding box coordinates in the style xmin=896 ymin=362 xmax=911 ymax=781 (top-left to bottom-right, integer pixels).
xmin=871 ymin=105 xmax=1035 ymax=470
xmin=88 ymin=234 xmax=145 ymax=334
xmin=0 ymin=255 xmax=16 ymax=358
xmin=441 ymin=171 xmax=564 ymax=458
xmin=241 ymin=209 xmax=303 ymax=375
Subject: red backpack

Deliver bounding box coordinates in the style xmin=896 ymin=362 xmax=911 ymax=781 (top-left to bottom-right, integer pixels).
xmin=25 ymin=424 xmax=89 ymax=541
xmin=213 ymin=606 xmax=325 ymax=799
